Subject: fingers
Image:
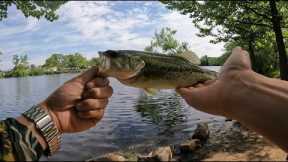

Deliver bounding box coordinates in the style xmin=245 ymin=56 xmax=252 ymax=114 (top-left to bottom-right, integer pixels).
xmin=86 ymin=77 xmax=109 ymax=89
xmin=194 ymin=83 xmax=204 ymax=88
xmin=203 ymin=79 xmax=216 ymax=86
xmin=176 ymin=87 xmax=196 ymax=97
xmin=83 ymin=86 xmax=113 ymax=99
xmin=76 ymin=99 xmax=108 ymax=119
xmin=76 ymin=99 xmax=108 ymax=112
xmin=222 ymin=47 xmax=252 ymax=72
xmin=71 ymin=67 xmax=100 ymax=85
xmin=77 ymin=109 xmax=105 ymax=119
xmin=176 ymin=81 xmax=215 ymax=108
xmin=76 ymin=78 xmax=112 ymax=122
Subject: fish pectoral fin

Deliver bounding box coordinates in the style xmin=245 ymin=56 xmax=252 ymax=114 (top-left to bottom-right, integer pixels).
xmin=126 ymin=59 xmax=145 ymax=78
xmin=143 ymin=88 xmax=159 ymax=96
xmin=176 ymin=50 xmax=200 ymax=65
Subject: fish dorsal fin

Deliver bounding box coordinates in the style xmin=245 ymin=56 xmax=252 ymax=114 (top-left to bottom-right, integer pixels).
xmin=176 ymin=50 xmax=200 ymax=65
xmin=144 ymin=88 xmax=159 ymax=96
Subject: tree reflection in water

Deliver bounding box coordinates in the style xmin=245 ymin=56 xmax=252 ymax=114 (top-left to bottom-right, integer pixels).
xmin=135 ymin=90 xmax=187 ymax=135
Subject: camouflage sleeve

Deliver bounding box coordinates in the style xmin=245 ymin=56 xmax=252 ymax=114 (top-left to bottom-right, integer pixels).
xmin=0 ymin=118 xmax=44 ymax=161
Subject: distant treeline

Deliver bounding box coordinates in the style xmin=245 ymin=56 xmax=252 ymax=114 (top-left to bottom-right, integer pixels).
xmin=0 ymin=53 xmax=99 ymax=78
xmin=200 ymin=54 xmax=229 ymax=66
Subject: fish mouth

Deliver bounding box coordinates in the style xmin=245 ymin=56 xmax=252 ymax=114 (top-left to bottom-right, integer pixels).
xmin=98 ymin=52 xmax=110 ymax=72
xmin=98 ymin=51 xmax=136 ymax=81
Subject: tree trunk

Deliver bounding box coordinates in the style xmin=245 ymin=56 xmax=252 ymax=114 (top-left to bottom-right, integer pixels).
xmin=273 ymin=41 xmax=279 ymax=69
xmin=205 ymin=55 xmax=209 ymax=65
xmin=269 ymin=0 xmax=288 ymax=80
xmin=248 ymin=38 xmax=256 ymax=71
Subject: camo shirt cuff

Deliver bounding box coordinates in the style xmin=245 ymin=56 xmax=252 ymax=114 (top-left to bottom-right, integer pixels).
xmin=0 ymin=118 xmax=44 ymax=161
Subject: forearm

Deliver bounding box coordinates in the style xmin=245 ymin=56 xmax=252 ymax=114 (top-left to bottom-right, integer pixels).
xmin=16 ymin=115 xmax=48 ymax=151
xmin=226 ymin=71 xmax=288 ymax=152
xmin=0 ymin=117 xmax=45 ymax=161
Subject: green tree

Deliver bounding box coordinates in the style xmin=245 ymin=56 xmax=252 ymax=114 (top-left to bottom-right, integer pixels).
xmin=89 ymin=57 xmax=100 ymax=66
xmin=200 ymin=55 xmax=221 ymax=66
xmin=10 ymin=54 xmax=30 ymax=77
xmin=0 ymin=0 xmax=66 ymax=21
xmin=29 ymin=65 xmax=45 ymax=76
xmin=63 ymin=53 xmax=88 ymax=69
xmin=43 ymin=53 xmax=65 ymax=70
xmin=161 ymin=1 xmax=288 ymax=80
xmin=145 ymin=27 xmax=189 ymax=55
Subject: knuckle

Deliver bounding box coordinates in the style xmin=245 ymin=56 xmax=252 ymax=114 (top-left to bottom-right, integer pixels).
xmin=82 ymin=100 xmax=91 ymax=107
xmin=94 ymin=77 xmax=109 ymax=86
xmin=97 ymin=109 xmax=105 ymax=119
xmin=81 ymin=99 xmax=94 ymax=108
xmin=86 ymin=82 xmax=94 ymax=89
xmin=99 ymin=98 xmax=108 ymax=107
xmin=107 ymin=86 xmax=113 ymax=97
xmin=92 ymin=88 xmax=99 ymax=96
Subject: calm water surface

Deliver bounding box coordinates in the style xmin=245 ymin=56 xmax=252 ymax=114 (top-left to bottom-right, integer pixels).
xmin=0 ymin=66 xmax=224 ymax=161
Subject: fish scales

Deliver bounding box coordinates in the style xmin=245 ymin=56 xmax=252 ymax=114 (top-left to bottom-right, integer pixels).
xmin=98 ymin=50 xmax=217 ymax=91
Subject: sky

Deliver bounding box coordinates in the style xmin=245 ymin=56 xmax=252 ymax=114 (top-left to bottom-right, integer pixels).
xmin=0 ymin=1 xmax=224 ymax=70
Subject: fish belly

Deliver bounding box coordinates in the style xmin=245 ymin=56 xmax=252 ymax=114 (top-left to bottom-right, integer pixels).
xmin=121 ymin=72 xmax=204 ymax=89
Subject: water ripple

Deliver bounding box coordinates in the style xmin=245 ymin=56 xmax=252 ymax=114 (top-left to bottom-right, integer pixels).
xmin=0 ymin=73 xmax=222 ymax=161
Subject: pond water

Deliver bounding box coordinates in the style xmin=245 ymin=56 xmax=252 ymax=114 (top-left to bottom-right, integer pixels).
xmin=0 ymin=66 xmax=224 ymax=161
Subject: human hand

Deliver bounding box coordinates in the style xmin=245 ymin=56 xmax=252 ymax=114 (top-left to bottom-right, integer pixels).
xmin=40 ymin=67 xmax=113 ymax=133
xmin=177 ymin=47 xmax=255 ymax=116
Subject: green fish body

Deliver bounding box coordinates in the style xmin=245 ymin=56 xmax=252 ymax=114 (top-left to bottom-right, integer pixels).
xmin=98 ymin=50 xmax=217 ymax=95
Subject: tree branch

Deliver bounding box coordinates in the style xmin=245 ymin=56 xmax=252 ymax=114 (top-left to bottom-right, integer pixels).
xmin=241 ymin=3 xmax=272 ymax=20
xmin=234 ymin=19 xmax=272 ymax=28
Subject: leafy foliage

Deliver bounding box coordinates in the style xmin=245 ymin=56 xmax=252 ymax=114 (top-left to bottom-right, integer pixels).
xmin=89 ymin=57 xmax=100 ymax=66
xmin=9 ymin=54 xmax=30 ymax=77
xmin=43 ymin=53 xmax=65 ymax=69
xmin=0 ymin=0 xmax=66 ymax=21
xmin=161 ymin=1 xmax=288 ymax=79
xmin=29 ymin=65 xmax=45 ymax=76
xmin=144 ymin=27 xmax=189 ymax=55
xmin=0 ymin=52 xmax=93 ymax=78
xmin=63 ymin=53 xmax=88 ymax=69
xmin=44 ymin=53 xmax=89 ymax=70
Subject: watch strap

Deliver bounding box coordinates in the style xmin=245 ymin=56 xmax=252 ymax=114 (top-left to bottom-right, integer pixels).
xmin=23 ymin=105 xmax=61 ymax=155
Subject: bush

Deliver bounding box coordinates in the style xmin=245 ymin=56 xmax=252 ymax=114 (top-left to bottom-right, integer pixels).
xmin=0 ymin=72 xmax=4 ymax=78
xmin=29 ymin=67 xmax=45 ymax=76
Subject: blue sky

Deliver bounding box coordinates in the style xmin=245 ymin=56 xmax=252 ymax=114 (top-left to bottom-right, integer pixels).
xmin=0 ymin=1 xmax=224 ymax=70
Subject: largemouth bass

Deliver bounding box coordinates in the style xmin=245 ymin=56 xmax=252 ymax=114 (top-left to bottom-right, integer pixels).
xmin=98 ymin=50 xmax=217 ymax=95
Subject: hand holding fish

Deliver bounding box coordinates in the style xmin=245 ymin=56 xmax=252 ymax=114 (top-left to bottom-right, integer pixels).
xmin=40 ymin=67 xmax=113 ymax=133
xmin=177 ymin=47 xmax=252 ymax=116
xmin=177 ymin=47 xmax=288 ymax=152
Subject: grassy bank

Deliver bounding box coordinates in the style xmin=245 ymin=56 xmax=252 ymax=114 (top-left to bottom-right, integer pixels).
xmin=0 ymin=68 xmax=86 ymax=79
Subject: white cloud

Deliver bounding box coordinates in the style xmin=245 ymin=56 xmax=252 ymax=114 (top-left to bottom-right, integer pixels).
xmin=56 ymin=1 xmax=153 ymax=49
xmin=157 ymin=11 xmax=224 ymax=57
xmin=56 ymin=1 xmax=224 ymax=57
xmin=0 ymin=1 xmax=225 ymax=70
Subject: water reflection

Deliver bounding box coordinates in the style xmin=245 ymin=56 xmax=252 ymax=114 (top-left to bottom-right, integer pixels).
xmin=0 ymin=71 xmax=222 ymax=161
xmin=135 ymin=91 xmax=187 ymax=135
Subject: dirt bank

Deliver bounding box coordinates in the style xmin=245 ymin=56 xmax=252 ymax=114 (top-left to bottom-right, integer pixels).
xmin=189 ymin=121 xmax=286 ymax=161
xmin=89 ymin=120 xmax=287 ymax=161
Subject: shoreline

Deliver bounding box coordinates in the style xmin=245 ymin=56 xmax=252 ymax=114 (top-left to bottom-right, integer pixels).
xmin=0 ymin=70 xmax=84 ymax=79
xmin=89 ymin=120 xmax=286 ymax=161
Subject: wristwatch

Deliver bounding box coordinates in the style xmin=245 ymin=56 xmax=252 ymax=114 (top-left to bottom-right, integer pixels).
xmin=23 ymin=105 xmax=61 ymax=155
